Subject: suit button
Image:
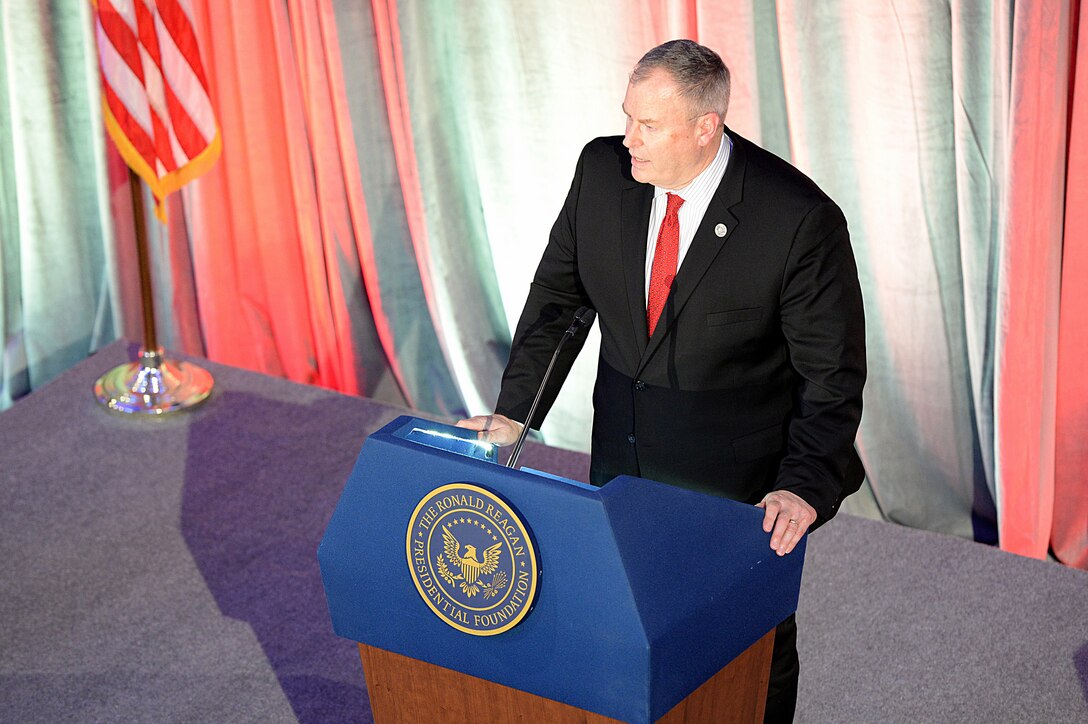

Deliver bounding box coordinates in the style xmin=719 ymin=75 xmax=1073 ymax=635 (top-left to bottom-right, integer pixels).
xmin=634 ymin=380 xmax=646 ymax=391
xmin=627 ymin=434 xmax=636 ymax=444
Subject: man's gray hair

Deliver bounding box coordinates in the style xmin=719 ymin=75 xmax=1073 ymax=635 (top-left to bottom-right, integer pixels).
xmin=630 ymin=39 xmax=730 ymax=119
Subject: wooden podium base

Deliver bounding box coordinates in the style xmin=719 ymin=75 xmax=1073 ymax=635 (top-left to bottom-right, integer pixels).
xmin=359 ymin=629 xmax=773 ymax=723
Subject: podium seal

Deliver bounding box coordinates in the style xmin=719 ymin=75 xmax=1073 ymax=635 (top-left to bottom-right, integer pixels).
xmin=407 ymin=483 xmax=540 ymax=635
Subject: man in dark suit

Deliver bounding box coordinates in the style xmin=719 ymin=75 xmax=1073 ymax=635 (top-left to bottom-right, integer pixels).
xmin=458 ymin=39 xmax=865 ymax=722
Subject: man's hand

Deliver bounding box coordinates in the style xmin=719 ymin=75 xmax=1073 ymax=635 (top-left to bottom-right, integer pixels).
xmin=756 ymin=490 xmax=816 ymax=556
xmin=455 ymin=413 xmax=524 ymax=446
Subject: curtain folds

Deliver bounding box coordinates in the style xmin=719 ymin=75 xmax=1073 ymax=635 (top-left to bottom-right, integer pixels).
xmin=0 ymin=1 xmax=1084 ymax=567
xmin=996 ymin=1 xmax=1071 ymax=559
xmin=1053 ymin=2 xmax=1088 ymax=569
xmin=0 ymin=2 xmax=117 ymax=408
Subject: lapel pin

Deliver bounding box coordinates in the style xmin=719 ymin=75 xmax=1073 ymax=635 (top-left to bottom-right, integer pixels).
xmin=714 ymin=223 xmax=728 ymax=238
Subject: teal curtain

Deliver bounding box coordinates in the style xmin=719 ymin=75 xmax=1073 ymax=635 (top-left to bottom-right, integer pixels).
xmin=348 ymin=1 xmax=1008 ymax=538
xmin=0 ymin=1 xmax=117 ymax=408
xmin=746 ymin=3 xmax=1009 ymax=539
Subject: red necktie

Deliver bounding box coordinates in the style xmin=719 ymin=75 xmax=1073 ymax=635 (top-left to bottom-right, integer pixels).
xmin=647 ymin=192 xmax=684 ymax=337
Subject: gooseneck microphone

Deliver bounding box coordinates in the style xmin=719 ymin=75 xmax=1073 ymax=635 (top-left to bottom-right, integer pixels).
xmin=506 ymin=306 xmax=596 ymax=469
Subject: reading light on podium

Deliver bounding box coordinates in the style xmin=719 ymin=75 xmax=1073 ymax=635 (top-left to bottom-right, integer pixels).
xmin=401 ymin=425 xmax=498 ymax=462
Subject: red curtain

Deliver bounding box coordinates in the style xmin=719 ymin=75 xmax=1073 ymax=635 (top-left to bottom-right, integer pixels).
xmin=1053 ymin=2 xmax=1088 ymax=568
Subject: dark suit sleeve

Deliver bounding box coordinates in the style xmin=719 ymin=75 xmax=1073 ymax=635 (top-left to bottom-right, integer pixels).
xmin=495 ymin=144 xmax=595 ymax=428
xmin=774 ymin=201 xmax=866 ymax=523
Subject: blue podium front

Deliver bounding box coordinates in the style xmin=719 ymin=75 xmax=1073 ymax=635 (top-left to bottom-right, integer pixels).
xmin=318 ymin=416 xmax=804 ymax=724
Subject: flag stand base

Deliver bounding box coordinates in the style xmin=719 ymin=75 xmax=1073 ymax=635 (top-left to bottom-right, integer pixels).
xmin=94 ymin=347 xmax=214 ymax=415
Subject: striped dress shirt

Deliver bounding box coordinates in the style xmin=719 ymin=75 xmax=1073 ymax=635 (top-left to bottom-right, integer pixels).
xmin=644 ymin=133 xmax=733 ymax=302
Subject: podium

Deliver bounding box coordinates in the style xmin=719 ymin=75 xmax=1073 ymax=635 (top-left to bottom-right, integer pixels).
xmin=318 ymin=417 xmax=805 ymax=724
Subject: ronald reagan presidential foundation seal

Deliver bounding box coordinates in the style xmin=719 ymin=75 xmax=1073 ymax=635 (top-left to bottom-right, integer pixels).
xmin=406 ymin=483 xmax=540 ymax=635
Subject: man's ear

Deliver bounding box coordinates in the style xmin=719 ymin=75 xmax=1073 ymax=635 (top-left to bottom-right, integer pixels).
xmin=696 ymin=112 xmax=721 ymax=146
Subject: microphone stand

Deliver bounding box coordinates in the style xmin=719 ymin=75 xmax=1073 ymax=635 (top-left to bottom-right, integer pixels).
xmin=506 ymin=307 xmax=595 ymax=468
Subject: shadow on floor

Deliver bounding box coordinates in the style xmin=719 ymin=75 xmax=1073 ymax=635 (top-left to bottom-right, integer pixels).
xmin=180 ymin=389 xmax=402 ymax=723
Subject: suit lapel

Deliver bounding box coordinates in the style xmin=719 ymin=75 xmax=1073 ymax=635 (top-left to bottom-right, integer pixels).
xmin=621 ymin=182 xmax=653 ymax=358
xmin=640 ymin=130 xmax=747 ymax=371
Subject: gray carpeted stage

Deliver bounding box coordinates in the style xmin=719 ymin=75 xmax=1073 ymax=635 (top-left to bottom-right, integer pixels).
xmin=2 ymin=343 xmax=1086 ymax=723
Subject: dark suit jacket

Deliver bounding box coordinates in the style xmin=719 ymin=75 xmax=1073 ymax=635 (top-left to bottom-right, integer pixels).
xmin=496 ymin=129 xmax=866 ymax=524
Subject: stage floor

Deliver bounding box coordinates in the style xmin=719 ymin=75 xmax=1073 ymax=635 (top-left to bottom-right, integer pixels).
xmin=2 ymin=343 xmax=1085 ymax=723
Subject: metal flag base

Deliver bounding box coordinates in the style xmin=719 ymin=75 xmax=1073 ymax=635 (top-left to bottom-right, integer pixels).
xmin=94 ymin=347 xmax=214 ymax=415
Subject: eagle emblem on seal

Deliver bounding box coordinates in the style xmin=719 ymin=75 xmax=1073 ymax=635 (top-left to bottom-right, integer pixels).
xmin=435 ymin=524 xmax=503 ymax=597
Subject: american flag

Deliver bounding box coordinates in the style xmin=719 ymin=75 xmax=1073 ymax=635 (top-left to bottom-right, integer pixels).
xmin=94 ymin=0 xmax=220 ymax=221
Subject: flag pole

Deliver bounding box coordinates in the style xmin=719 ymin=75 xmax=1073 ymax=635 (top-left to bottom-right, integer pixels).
xmin=93 ymin=170 xmax=214 ymax=414
xmin=131 ymin=167 xmax=158 ymax=353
